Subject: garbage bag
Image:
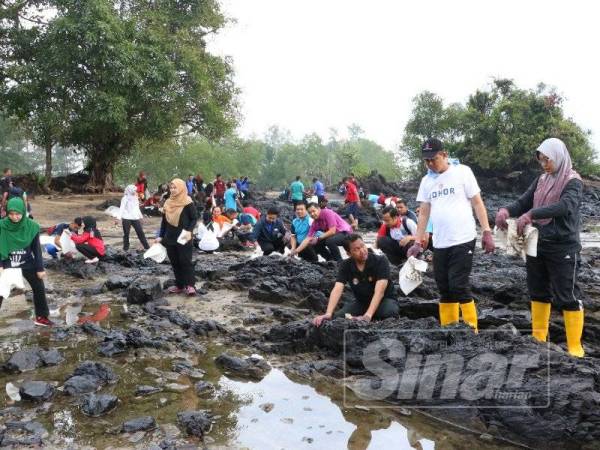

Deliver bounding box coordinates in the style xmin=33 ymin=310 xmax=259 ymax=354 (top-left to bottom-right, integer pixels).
xmin=496 ymin=218 xmax=538 ymax=261
xmin=104 ymin=206 xmax=121 ymax=220
xmin=59 ymin=229 xmax=78 ymax=255
xmin=399 ymin=256 xmax=428 ymax=295
xmin=199 ymin=229 xmax=220 ymax=252
xmin=143 ymin=243 xmax=167 ymax=263
xmin=0 ymin=268 xmax=25 ymax=299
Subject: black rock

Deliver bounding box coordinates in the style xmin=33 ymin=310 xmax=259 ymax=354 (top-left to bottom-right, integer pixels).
xmin=194 ymin=381 xmax=216 ymax=397
xmin=214 ymin=353 xmax=271 ymax=380
xmin=135 ymin=385 xmax=162 ymax=396
xmin=63 ymin=375 xmax=100 ymax=396
xmin=3 ymin=347 xmax=64 ymax=373
xmin=127 ymin=277 xmax=162 ymax=304
xmin=19 ymin=381 xmax=55 ymax=402
xmin=80 ymin=393 xmax=118 ymax=417
xmin=177 ymin=410 xmax=213 ymax=437
xmin=122 ymin=416 xmax=157 ymax=433
xmin=105 ymin=275 xmax=131 ymax=291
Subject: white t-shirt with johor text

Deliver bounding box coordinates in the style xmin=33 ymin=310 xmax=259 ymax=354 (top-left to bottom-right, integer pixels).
xmin=416 ymin=164 xmax=480 ymax=249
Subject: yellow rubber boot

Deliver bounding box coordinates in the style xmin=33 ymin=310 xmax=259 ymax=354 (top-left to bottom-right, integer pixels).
xmin=531 ymin=301 xmax=551 ymax=342
xmin=460 ymin=301 xmax=478 ymax=333
xmin=439 ymin=303 xmax=459 ymax=326
xmin=563 ymin=310 xmax=585 ymax=358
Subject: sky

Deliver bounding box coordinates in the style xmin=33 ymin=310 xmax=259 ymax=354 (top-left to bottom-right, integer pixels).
xmin=207 ymin=0 xmax=600 ymax=154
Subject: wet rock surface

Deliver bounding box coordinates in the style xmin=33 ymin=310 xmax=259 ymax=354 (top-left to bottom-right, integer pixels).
xmin=122 ymin=416 xmax=157 ymax=433
xmin=19 ymin=381 xmax=55 ymax=402
xmin=3 ymin=348 xmax=64 ymax=373
xmin=215 ymin=353 xmax=271 ymax=380
xmin=80 ymin=393 xmax=119 ymax=417
xmin=177 ymin=410 xmax=213 ymax=437
xmin=127 ymin=277 xmax=163 ymax=304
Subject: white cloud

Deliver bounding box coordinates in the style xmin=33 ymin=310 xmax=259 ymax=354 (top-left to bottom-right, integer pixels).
xmin=209 ymin=0 xmax=600 ymax=154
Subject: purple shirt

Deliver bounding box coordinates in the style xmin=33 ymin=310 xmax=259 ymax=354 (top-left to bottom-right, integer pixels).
xmin=308 ymin=208 xmax=352 ymax=236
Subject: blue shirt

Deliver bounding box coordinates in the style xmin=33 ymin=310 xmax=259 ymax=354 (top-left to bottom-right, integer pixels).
xmin=368 ymin=194 xmax=379 ymax=205
xmin=224 ymin=187 xmax=237 ymax=211
xmin=186 ymin=180 xmax=194 ymax=195
xmin=290 ymin=181 xmax=304 ymax=201
xmin=291 ymin=215 xmax=311 ymax=244
xmin=313 ymin=181 xmax=325 ymax=197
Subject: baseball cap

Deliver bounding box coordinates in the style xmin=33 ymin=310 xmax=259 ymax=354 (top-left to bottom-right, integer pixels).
xmin=421 ymin=138 xmax=443 ymax=158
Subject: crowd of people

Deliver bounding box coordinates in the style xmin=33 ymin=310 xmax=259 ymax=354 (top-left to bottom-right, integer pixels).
xmin=0 ymin=137 xmax=587 ymax=358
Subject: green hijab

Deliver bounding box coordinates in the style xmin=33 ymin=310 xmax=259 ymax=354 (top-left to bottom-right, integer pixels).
xmin=0 ymin=197 xmax=40 ymax=259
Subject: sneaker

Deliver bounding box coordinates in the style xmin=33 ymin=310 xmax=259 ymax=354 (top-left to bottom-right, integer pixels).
xmin=168 ymin=286 xmax=184 ymax=294
xmin=185 ymin=286 xmax=197 ymax=296
xmin=84 ymin=257 xmax=99 ymax=264
xmin=34 ymin=316 xmax=54 ymax=327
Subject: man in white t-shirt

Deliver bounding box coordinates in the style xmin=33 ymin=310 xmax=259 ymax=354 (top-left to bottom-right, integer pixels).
xmin=408 ymin=138 xmax=495 ymax=331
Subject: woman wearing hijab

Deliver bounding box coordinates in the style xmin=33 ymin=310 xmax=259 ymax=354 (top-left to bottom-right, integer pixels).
xmin=156 ymin=179 xmax=198 ymax=296
xmin=495 ymin=138 xmax=585 ymax=357
xmin=70 ymin=216 xmax=106 ymax=264
xmin=119 ymin=185 xmax=150 ymax=251
xmin=0 ymin=197 xmax=52 ymax=326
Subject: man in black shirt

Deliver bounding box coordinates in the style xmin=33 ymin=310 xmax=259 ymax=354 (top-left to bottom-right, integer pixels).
xmin=313 ymin=234 xmax=399 ymax=326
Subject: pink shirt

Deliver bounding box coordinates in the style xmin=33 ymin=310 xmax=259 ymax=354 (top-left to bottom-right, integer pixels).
xmin=308 ymin=208 xmax=352 ymax=236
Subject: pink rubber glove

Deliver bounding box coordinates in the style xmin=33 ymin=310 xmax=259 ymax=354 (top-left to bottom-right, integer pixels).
xmin=407 ymin=242 xmax=423 ymax=258
xmin=495 ymin=208 xmax=510 ymax=230
xmin=481 ymin=230 xmax=495 ymax=254
xmin=516 ymin=211 xmax=533 ymax=236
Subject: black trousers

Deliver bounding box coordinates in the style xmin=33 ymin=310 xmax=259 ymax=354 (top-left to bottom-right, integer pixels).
xmin=377 ymin=236 xmax=409 ymax=265
xmin=22 ymin=269 xmax=49 ymax=318
xmin=298 ymin=245 xmax=319 ymax=263
xmin=333 ymin=297 xmax=399 ymax=320
xmin=433 ymin=239 xmax=475 ymax=303
xmin=76 ymin=244 xmax=102 ymax=260
xmin=166 ymin=242 xmax=195 ymax=288
xmin=258 ymin=239 xmax=285 ymax=256
xmin=526 ymin=250 xmax=582 ymax=311
xmin=122 ymin=219 xmax=150 ymax=251
xmin=315 ymin=232 xmax=348 ymax=261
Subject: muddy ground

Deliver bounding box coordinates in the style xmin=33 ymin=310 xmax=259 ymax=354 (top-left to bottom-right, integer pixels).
xmin=0 ymin=191 xmax=599 ymax=449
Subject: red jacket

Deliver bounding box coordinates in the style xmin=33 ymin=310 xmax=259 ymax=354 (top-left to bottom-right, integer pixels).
xmin=71 ymin=232 xmax=106 ymax=256
xmin=345 ymin=181 xmax=359 ymax=203
xmin=214 ymin=180 xmax=226 ymax=197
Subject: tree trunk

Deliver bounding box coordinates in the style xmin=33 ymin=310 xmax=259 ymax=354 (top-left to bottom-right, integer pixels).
xmin=44 ymin=143 xmax=53 ymax=192
xmin=88 ymin=153 xmax=115 ymax=193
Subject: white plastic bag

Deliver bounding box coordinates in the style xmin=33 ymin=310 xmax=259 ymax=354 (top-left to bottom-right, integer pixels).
xmin=143 ymin=243 xmax=167 ymax=263
xmin=399 ymin=256 xmax=428 ymax=295
xmin=217 ymin=220 xmax=238 ymax=238
xmin=195 ymin=223 xmax=207 ymax=241
xmin=0 ymin=268 xmax=25 ymax=299
xmin=496 ymin=219 xmax=538 ymax=261
xmin=307 ymin=195 xmax=318 ymax=204
xmin=39 ymin=235 xmax=55 ymax=246
xmin=177 ymin=230 xmax=192 ymax=245
xmin=104 ymin=206 xmax=121 ymax=220
xmin=59 ymin=230 xmax=77 ymax=255
xmin=199 ymin=229 xmax=219 ymax=252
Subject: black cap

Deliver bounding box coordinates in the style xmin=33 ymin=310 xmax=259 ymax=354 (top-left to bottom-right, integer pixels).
xmin=421 ymin=138 xmax=443 ymax=158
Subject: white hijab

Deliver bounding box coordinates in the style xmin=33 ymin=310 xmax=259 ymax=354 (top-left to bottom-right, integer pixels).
xmin=120 ymin=184 xmax=143 ymax=220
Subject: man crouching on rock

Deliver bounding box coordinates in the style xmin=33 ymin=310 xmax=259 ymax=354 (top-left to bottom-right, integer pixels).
xmin=313 ymin=234 xmax=400 ymax=326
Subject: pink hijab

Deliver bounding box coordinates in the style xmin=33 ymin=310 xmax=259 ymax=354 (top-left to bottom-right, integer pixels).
xmin=533 ymin=138 xmax=581 ymax=225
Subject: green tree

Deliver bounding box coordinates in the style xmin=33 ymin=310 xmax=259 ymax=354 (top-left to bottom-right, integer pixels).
xmin=1 ymin=0 xmax=238 ymax=190
xmin=401 ymin=80 xmax=598 ymax=177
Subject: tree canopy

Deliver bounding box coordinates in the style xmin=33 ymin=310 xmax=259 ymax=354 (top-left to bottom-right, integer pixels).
xmin=0 ymin=0 xmax=238 ymax=189
xmin=401 ymin=80 xmax=599 ymax=178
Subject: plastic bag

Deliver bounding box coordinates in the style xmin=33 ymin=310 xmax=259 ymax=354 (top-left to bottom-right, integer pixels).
xmin=199 ymin=228 xmax=219 ymax=252
xmin=39 ymin=235 xmax=55 ymax=246
xmin=177 ymin=230 xmax=192 ymax=245
xmin=196 ymin=223 xmax=207 ymax=241
xmin=59 ymin=230 xmax=78 ymax=255
xmin=104 ymin=206 xmax=121 ymax=220
xmin=0 ymin=268 xmax=25 ymax=299
xmin=143 ymin=243 xmax=167 ymax=263
xmin=496 ymin=218 xmax=538 ymax=261
xmin=399 ymin=257 xmax=428 ymax=295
